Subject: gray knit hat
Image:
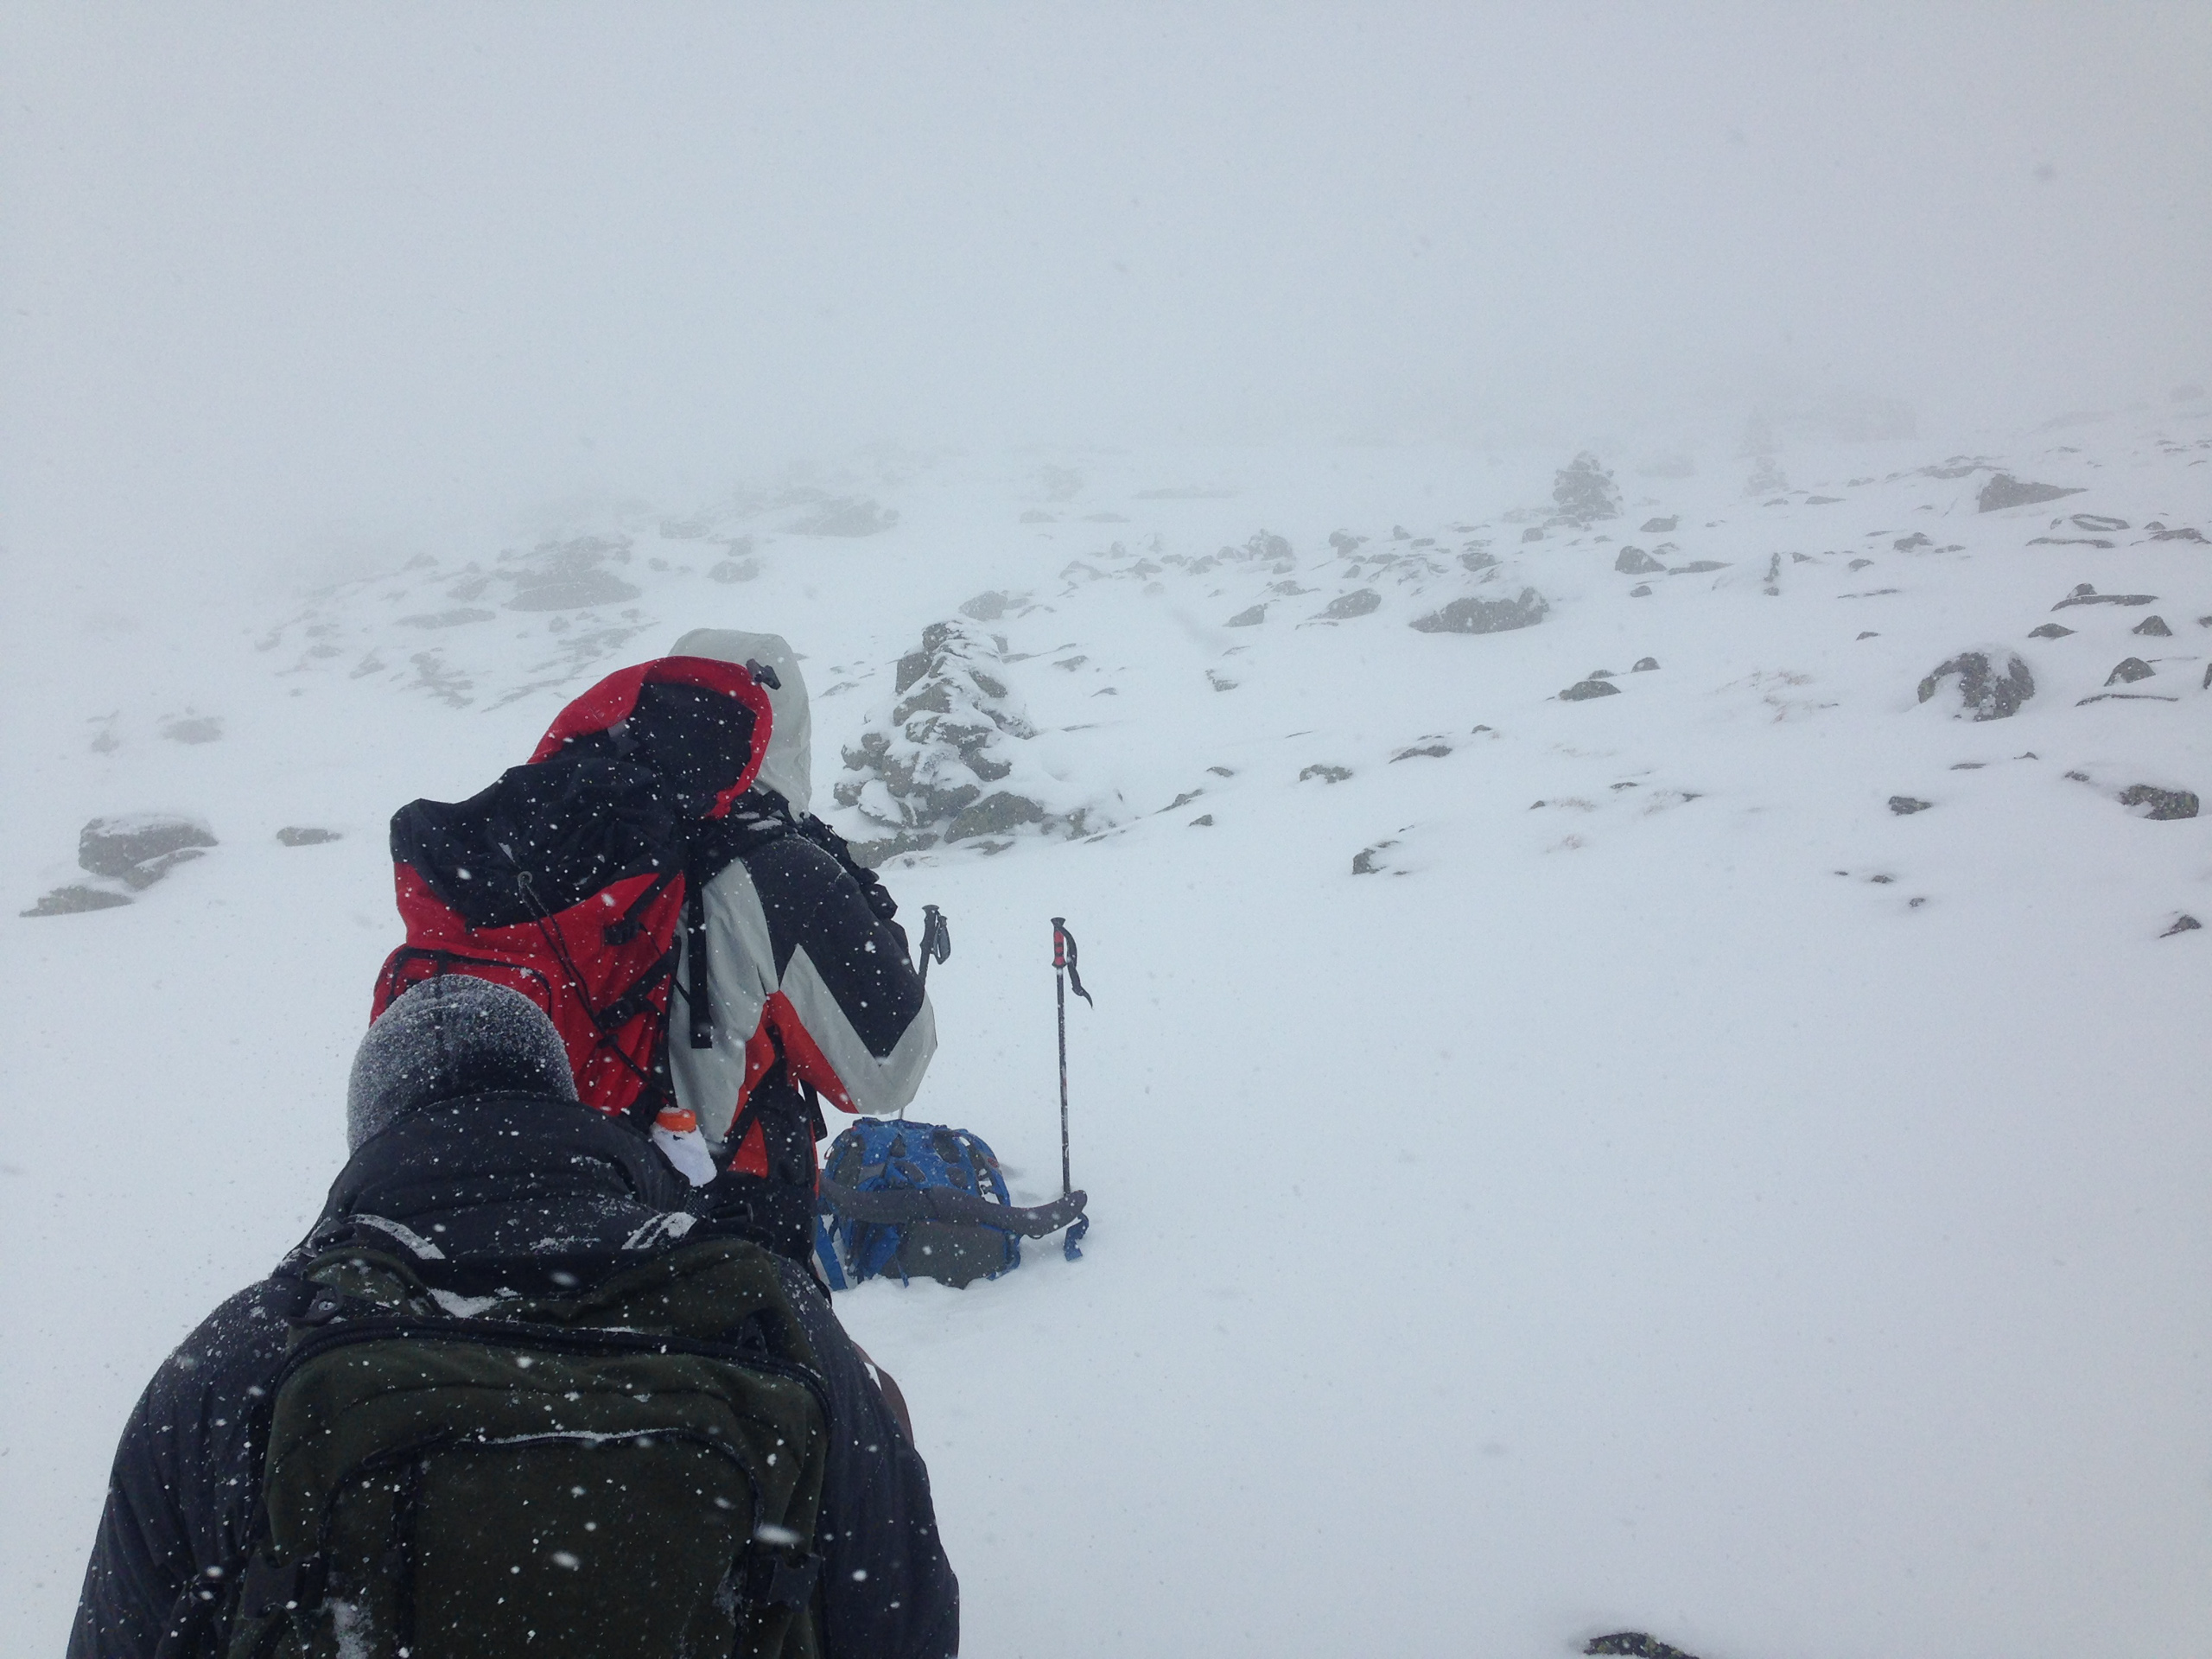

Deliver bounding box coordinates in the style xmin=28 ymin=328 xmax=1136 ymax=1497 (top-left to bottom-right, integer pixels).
xmin=346 ymin=976 xmax=577 ymax=1151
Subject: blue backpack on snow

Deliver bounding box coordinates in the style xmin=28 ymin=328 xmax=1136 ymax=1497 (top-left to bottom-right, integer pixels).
xmin=815 ymin=1119 xmax=1087 ymax=1290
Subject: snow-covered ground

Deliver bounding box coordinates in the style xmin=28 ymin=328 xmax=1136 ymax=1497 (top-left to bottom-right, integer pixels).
xmin=5 ymin=410 xmax=2210 ymax=1656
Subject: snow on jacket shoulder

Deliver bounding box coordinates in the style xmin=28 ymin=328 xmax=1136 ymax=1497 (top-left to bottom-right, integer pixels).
xmin=673 ymin=828 xmax=936 ymax=1162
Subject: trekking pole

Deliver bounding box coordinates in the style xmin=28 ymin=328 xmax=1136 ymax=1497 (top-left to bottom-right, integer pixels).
xmin=917 ymin=904 xmax=950 ymax=989
xmin=1051 ymin=917 xmax=1093 ymax=1258
xmin=895 ymin=906 xmax=952 ymax=1122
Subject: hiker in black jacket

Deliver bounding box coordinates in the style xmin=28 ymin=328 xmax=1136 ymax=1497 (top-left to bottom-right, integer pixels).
xmin=69 ymin=976 xmax=957 ymax=1659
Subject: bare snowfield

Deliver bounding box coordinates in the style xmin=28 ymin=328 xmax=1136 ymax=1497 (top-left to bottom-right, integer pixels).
xmin=4 ymin=414 xmax=2209 ymax=1656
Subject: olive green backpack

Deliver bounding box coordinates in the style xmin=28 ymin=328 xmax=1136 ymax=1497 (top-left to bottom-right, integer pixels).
xmin=223 ymin=1235 xmax=829 ymax=1659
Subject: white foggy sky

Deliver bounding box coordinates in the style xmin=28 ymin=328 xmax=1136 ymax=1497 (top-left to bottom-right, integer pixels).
xmin=3 ymin=3 xmax=2208 ymax=568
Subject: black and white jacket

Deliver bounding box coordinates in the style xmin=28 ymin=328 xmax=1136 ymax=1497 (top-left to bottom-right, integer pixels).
xmin=662 ymin=630 xmax=936 ymax=1173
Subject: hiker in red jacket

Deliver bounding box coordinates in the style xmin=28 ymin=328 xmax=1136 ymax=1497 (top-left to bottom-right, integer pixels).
xmin=374 ymin=629 xmax=935 ymax=1264
xmin=658 ymin=628 xmax=938 ymax=1255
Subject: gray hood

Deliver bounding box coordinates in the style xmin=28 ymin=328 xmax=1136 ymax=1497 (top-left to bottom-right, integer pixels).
xmin=671 ymin=628 xmax=812 ymax=816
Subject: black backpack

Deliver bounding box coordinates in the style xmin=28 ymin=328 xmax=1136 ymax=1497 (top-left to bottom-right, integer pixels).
xmin=223 ymin=1235 xmax=829 ymax=1659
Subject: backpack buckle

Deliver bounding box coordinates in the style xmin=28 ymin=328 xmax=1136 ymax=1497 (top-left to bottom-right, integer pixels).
xmin=745 ymin=1546 xmax=821 ymax=1610
xmin=299 ymin=1287 xmax=350 ymax=1326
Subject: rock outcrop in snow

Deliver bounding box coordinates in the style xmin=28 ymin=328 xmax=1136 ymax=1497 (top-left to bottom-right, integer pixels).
xmin=834 ymin=620 xmax=1094 ymax=861
xmin=1552 ymin=452 xmax=1621 ymax=525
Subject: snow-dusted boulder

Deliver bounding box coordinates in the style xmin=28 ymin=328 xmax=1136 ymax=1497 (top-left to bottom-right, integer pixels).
xmin=1408 ymin=588 xmax=1549 ymax=635
xmin=1916 ymin=651 xmax=2034 ymax=721
xmin=1978 ymin=474 xmax=2083 ymax=512
xmin=79 ymin=813 xmax=217 ymax=889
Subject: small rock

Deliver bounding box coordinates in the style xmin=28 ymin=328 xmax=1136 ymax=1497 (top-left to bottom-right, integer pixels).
xmin=2053 ymin=585 xmax=2156 ymax=610
xmin=1300 ymin=764 xmax=1352 ymax=785
xmin=1521 ymin=526 xmax=1545 ymax=543
xmin=1857 ymin=631 xmax=1878 ymax=640
xmin=2027 ymin=622 xmax=2073 ymax=639
xmin=1640 ymin=517 xmax=1677 ymax=533
xmin=1225 ymin=603 xmax=1268 ymax=626
xmin=1978 ymin=474 xmax=2084 ymax=512
xmin=1848 ymin=557 xmax=1875 ymax=571
xmin=276 ymin=826 xmax=342 ymax=847
xmin=2072 ymin=513 xmax=2128 ymax=531
xmin=1408 ymin=589 xmax=1549 ymax=635
xmin=709 ymin=558 xmax=759 ymax=583
xmin=1188 ymin=814 xmax=1215 ymax=828
xmin=2118 ymin=785 xmax=2199 ymax=820
xmin=1614 ymin=545 xmax=1665 ymax=575
xmin=22 ymin=884 xmax=134 ymax=918
xmin=1671 ymin=560 xmax=1728 ymax=574
xmin=789 ymin=497 xmax=898 ymax=537
xmin=946 ymin=791 xmax=1046 ymax=841
xmin=2203 ymin=663 xmax=2212 ymax=690
xmin=2105 ymin=658 xmax=2155 ymax=685
xmin=2150 ymin=526 xmax=2209 ymax=543
xmin=1390 ymin=742 xmax=1452 ymax=761
xmin=1560 ymin=679 xmax=1621 ymax=702
xmin=1631 ymin=657 xmax=1660 ymax=672
xmin=1392 ymin=525 xmax=1411 ymax=540
xmin=506 ymin=569 xmax=642 ymax=610
xmin=1316 ymin=589 xmax=1382 ymax=620
xmin=1889 ymin=796 xmax=1933 ymax=815
xmin=1329 ymin=530 xmax=1367 ymax=554
xmin=2162 ymin=914 xmax=2202 ymax=938
xmin=960 ymin=591 xmax=1013 ymax=621
xmin=1893 ymin=532 xmax=1932 ymax=551
xmin=1351 ymin=840 xmax=1399 ymax=875
xmin=1917 ymin=652 xmax=2035 ymax=720
xmin=2132 ymin=615 xmax=2172 ymax=637
xmin=1629 ymin=584 xmax=1653 ymax=598
xmin=1018 ymin=509 xmax=1056 ymax=524
xmin=1585 ymin=1630 xmax=1700 ymax=1659
xmin=1459 ymin=550 xmax=1498 ymax=572
xmin=79 ymin=814 xmax=218 ymax=888
xmin=161 ymin=715 xmax=225 ymax=745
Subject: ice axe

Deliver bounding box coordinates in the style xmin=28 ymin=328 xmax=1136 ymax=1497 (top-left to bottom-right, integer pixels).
xmin=1051 ymin=916 xmax=1093 ymax=1261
